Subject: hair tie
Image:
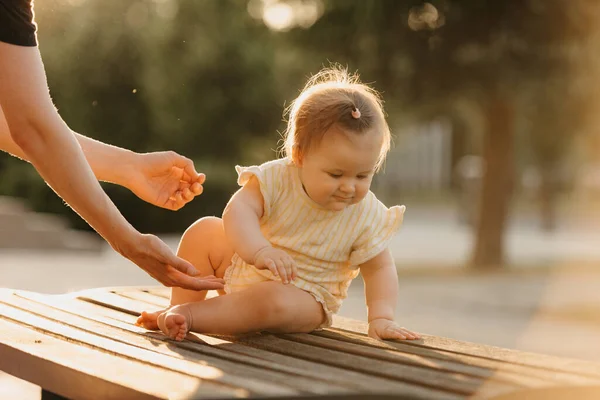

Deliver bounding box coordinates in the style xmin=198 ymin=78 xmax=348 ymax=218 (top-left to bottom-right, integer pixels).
xmin=351 ymin=107 xmax=361 ymax=119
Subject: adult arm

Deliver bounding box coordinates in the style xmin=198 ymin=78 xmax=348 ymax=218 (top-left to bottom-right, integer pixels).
xmin=0 ymin=41 xmax=223 ymax=291
xmin=0 ymin=106 xmax=205 ymax=211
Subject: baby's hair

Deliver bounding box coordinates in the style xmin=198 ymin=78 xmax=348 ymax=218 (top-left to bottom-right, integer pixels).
xmin=282 ymin=65 xmax=391 ymax=171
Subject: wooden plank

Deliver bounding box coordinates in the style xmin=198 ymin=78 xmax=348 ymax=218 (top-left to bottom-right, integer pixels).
xmin=107 ymin=289 xmax=597 ymax=387
xmin=116 ymin=290 xmax=170 ymax=307
xmin=2 ymin=292 xmax=353 ymax=396
xmin=0 ymin=318 xmax=232 ymax=400
xmin=28 ymin=292 xmax=452 ymax=396
xmin=89 ymin=288 xmax=600 ymax=388
xmin=0 ymin=294 xmax=309 ymax=397
xmin=73 ymin=289 xmax=468 ymax=399
xmin=331 ymin=315 xmax=600 ymax=378
xmin=145 ymin=287 xmax=170 ymax=299
xmin=309 ymin=328 xmax=600 ymax=386
xmin=231 ymin=332 xmax=521 ymax=399
xmin=18 ymin=291 xmax=410 ymax=394
xmin=74 ymin=290 xmax=519 ymax=397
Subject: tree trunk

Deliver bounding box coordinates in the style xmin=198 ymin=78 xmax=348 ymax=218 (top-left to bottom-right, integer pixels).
xmin=539 ymin=168 xmax=558 ymax=232
xmin=470 ymin=95 xmax=515 ymax=270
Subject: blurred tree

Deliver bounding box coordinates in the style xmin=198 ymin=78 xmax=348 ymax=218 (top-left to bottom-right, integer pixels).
xmin=0 ymin=0 xmax=285 ymax=233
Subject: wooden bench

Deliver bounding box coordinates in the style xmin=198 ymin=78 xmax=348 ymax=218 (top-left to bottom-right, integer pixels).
xmin=2 ymin=287 xmax=600 ymax=400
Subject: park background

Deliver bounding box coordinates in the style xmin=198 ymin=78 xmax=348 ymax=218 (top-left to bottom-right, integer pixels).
xmin=2 ymin=0 xmax=600 ymax=397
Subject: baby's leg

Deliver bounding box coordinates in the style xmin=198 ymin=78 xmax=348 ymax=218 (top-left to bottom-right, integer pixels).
xmin=158 ymin=281 xmax=325 ymax=340
xmin=137 ymin=217 xmax=233 ymax=329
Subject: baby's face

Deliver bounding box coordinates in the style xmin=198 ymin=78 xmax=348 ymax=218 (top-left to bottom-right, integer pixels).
xmin=298 ymin=126 xmax=382 ymax=211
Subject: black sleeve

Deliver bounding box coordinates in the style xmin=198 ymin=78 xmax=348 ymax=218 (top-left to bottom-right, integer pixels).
xmin=0 ymin=0 xmax=37 ymax=47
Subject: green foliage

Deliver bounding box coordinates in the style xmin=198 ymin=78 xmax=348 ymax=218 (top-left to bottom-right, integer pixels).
xmin=2 ymin=0 xmax=600 ymax=238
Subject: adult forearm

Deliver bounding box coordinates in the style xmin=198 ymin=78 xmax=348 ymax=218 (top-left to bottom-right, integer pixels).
xmin=222 ymin=202 xmax=270 ymax=264
xmin=13 ymin=116 xmax=137 ymax=250
xmin=73 ymin=132 xmax=137 ymax=185
xmin=1 ymin=108 xmax=136 ymax=186
xmin=363 ymin=263 xmax=399 ymax=322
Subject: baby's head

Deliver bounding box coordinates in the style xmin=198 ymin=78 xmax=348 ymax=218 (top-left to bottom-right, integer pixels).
xmin=282 ymin=66 xmax=391 ymax=211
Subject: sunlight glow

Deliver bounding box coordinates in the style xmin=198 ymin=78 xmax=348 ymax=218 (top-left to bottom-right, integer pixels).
xmin=249 ymin=0 xmax=324 ymax=32
xmin=154 ymin=0 xmax=178 ymax=20
xmin=263 ymin=2 xmax=295 ymax=31
xmin=408 ymin=2 xmax=445 ymax=31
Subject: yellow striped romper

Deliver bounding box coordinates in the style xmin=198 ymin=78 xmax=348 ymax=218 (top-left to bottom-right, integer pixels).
xmin=223 ymin=158 xmax=405 ymax=328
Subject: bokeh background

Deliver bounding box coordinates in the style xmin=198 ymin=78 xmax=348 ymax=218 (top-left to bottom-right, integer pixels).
xmin=3 ymin=0 xmax=600 ymax=397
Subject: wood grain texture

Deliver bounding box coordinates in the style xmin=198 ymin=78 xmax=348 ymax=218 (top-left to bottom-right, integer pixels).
xmin=3 ymin=286 xmax=600 ymax=400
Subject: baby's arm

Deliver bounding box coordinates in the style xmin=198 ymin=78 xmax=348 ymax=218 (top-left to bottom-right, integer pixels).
xmin=222 ymin=176 xmax=296 ymax=283
xmin=360 ymin=249 xmax=420 ymax=340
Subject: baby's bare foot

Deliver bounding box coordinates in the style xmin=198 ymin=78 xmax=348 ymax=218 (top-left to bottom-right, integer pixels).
xmin=135 ymin=309 xmax=166 ymax=330
xmin=157 ymin=305 xmax=193 ymax=341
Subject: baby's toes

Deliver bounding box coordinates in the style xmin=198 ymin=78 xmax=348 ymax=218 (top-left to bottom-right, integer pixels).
xmin=165 ymin=314 xmax=186 ymax=339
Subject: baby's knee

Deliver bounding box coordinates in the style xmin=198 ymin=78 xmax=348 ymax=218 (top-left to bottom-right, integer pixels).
xmin=181 ymin=216 xmax=223 ymax=244
xmin=256 ymin=283 xmax=323 ymax=331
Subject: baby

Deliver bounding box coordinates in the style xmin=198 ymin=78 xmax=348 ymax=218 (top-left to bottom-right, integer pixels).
xmin=137 ymin=66 xmax=420 ymax=342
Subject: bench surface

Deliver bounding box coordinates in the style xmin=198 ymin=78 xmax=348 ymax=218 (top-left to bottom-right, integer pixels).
xmin=2 ymin=286 xmax=600 ymax=399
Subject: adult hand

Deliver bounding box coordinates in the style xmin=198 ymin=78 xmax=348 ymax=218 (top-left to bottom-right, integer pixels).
xmin=368 ymin=318 xmax=420 ymax=341
xmin=117 ymin=232 xmax=225 ymax=291
xmin=252 ymin=246 xmax=297 ymax=284
xmin=127 ymin=151 xmax=205 ymax=211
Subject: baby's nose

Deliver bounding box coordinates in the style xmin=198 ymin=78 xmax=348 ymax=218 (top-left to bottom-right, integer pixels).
xmin=340 ymin=182 xmax=354 ymax=193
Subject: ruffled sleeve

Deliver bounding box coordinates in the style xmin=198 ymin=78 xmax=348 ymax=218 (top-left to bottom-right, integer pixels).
xmin=235 ymin=160 xmax=284 ymax=220
xmin=348 ymin=199 xmax=405 ymax=267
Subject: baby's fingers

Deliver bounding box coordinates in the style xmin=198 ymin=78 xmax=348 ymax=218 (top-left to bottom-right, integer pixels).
xmin=275 ymin=259 xmax=289 ymax=284
xmin=265 ymin=259 xmax=279 ymax=277
xmin=385 ymin=326 xmax=420 ymax=341
xmin=290 ymin=259 xmax=298 ymax=281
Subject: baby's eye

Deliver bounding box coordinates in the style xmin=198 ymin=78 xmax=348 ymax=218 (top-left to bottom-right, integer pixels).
xmin=328 ymin=172 xmax=342 ymax=178
xmin=357 ymin=175 xmax=368 ymax=180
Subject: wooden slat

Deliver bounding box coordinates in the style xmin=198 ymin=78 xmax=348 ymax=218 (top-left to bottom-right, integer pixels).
xmin=104 ymin=289 xmax=598 ymax=389
xmin=116 ymin=290 xmax=170 ymax=307
xmin=75 ymin=289 xmax=524 ymax=398
xmin=83 ymin=288 xmax=600 ymax=389
xmin=1 ymin=292 xmax=353 ymax=396
xmin=331 ymin=315 xmax=600 ymax=378
xmin=10 ymin=286 xmax=600 ymax=399
xmin=18 ymin=291 xmax=416 ymax=394
xmin=232 ymin=332 xmax=523 ymax=399
xmin=123 ymin=287 xmax=600 ymax=386
xmin=309 ymin=328 xmax=599 ymax=386
xmin=75 ymin=289 xmax=471 ymax=399
xmin=1 ymin=293 xmax=337 ymax=397
xmin=0 ymin=319 xmax=234 ymax=400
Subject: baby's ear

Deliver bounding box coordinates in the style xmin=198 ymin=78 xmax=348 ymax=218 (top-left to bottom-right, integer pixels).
xmin=292 ymin=145 xmax=303 ymax=166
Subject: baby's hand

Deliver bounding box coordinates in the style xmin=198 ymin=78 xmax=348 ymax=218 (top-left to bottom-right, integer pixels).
xmin=252 ymin=246 xmax=297 ymax=284
xmin=368 ymin=318 xmax=421 ymax=341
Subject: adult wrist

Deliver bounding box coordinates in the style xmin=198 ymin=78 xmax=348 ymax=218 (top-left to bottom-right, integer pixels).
xmin=108 ymin=149 xmax=140 ymax=187
xmin=99 ymin=213 xmax=140 ymax=257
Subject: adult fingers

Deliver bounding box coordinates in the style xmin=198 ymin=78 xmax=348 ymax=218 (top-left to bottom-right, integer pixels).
xmin=165 ymin=198 xmax=184 ymax=211
xmin=190 ymin=182 xmax=204 ymax=195
xmin=182 ymin=188 xmax=194 ymax=202
xmin=169 ymin=152 xmax=200 ymax=180
xmin=170 ymin=271 xmax=225 ymax=291
xmin=162 ymin=251 xmax=199 ymax=276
